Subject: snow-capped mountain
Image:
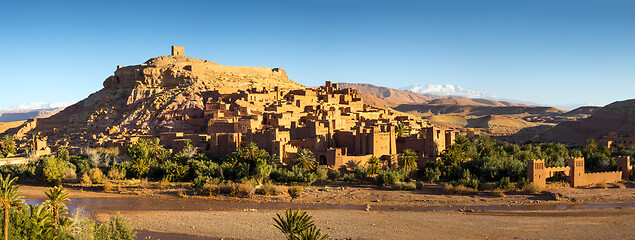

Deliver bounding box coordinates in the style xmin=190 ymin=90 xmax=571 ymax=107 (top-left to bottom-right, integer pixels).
xmin=5 ymin=101 xmax=75 ymax=111
xmin=403 ymin=84 xmax=498 ymax=99
xmin=0 ymin=101 xmax=75 ymax=122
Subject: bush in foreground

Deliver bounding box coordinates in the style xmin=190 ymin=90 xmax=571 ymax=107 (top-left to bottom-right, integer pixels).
xmin=273 ymin=209 xmax=328 ymax=240
xmin=443 ymin=184 xmax=478 ymax=195
xmin=391 ymin=181 xmax=416 ymax=191
xmin=523 ymin=183 xmax=543 ymax=194
xmin=288 ymin=186 xmax=303 ymax=198
xmin=94 ymin=213 xmax=136 ymax=240
xmin=255 ymin=182 xmax=286 ymax=196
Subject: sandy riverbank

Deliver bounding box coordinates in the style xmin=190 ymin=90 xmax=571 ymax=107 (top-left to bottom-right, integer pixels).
xmin=94 ymin=208 xmax=635 ymax=239
xmin=20 ymin=183 xmax=635 ymax=239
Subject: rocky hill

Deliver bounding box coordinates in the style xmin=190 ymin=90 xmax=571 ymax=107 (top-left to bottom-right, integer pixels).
xmin=11 ymin=52 xmax=303 ymax=147
xmin=542 ymin=99 xmax=635 ymax=144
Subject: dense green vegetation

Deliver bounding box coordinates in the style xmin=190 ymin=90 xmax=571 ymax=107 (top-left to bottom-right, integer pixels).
xmin=421 ymin=135 xmax=635 ymax=190
xmin=0 ymin=133 xmax=632 ymax=196
xmin=0 ymin=175 xmax=135 ymax=240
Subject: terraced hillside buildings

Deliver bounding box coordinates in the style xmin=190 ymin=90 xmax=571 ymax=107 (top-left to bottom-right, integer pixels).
xmin=12 ymin=47 xmax=458 ymax=170
xmin=155 ymin=80 xmax=458 ymax=170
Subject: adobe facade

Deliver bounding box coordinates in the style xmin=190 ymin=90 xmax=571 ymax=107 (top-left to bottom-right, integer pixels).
xmin=599 ymin=131 xmax=635 ymax=148
xmin=528 ymin=156 xmax=632 ymax=188
xmin=97 ymin=47 xmax=459 ymax=171
xmin=171 ymin=46 xmax=185 ymax=56
xmin=151 ymin=80 xmax=457 ymax=170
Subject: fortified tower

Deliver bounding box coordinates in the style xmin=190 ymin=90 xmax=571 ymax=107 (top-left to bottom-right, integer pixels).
xmin=171 ymin=46 xmax=185 ymax=56
xmin=568 ymin=157 xmax=585 ymax=187
xmin=527 ymin=159 xmax=546 ymax=188
xmin=617 ymin=156 xmax=632 ymax=180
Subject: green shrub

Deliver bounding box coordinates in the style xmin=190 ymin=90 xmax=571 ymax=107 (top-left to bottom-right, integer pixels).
xmin=201 ymin=183 xmax=220 ymax=196
xmin=0 ymin=164 xmax=34 ymax=180
xmin=443 ymin=184 xmax=478 ymax=195
xmin=56 ymin=147 xmax=70 ymax=161
xmin=107 ymin=167 xmax=126 ymax=180
xmin=490 ymin=188 xmax=505 ymax=197
xmin=234 ymin=181 xmax=255 ymax=196
xmin=94 ymin=213 xmax=136 ymax=240
xmin=423 ymin=167 xmax=441 ymax=182
xmin=256 ymin=182 xmax=285 ymax=195
xmin=219 ymin=182 xmax=234 ymax=194
xmin=327 ymin=169 xmax=341 ymax=181
xmin=343 ymin=173 xmax=355 ymax=183
xmin=392 ymin=181 xmax=416 ymax=191
xmin=158 ymin=161 xmax=189 ymax=182
xmin=103 ymin=181 xmax=115 ymax=192
xmin=35 ymin=157 xmax=66 ymax=184
xmin=315 ymin=167 xmax=328 ymax=181
xmin=62 ymin=168 xmax=77 ymax=182
xmin=376 ymin=169 xmax=406 ymax=185
xmin=416 ymin=180 xmax=426 ymax=189
xmin=351 ymin=165 xmax=368 ymax=179
xmin=69 ymin=155 xmax=92 ymax=173
xmin=89 ymin=168 xmax=105 ymax=184
xmin=192 ymin=176 xmax=220 ymax=189
xmin=270 ymin=167 xmax=317 ymax=185
xmin=523 ymin=183 xmax=543 ymax=194
xmin=80 ymin=172 xmax=92 ymax=185
xmin=498 ymin=177 xmax=511 ymax=190
xmin=288 ymin=186 xmax=303 ymax=198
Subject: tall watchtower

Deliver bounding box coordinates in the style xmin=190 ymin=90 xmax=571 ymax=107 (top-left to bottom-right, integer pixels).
xmin=527 ymin=159 xmax=546 ymax=188
xmin=617 ymin=156 xmax=632 ymax=180
xmin=171 ymin=46 xmax=185 ymax=56
xmin=568 ymin=157 xmax=586 ymax=187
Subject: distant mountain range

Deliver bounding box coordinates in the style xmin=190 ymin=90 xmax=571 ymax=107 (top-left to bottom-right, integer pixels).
xmin=404 ymin=84 xmax=498 ymax=99
xmin=2 ymin=101 xmax=75 ymax=111
xmin=402 ymin=84 xmax=553 ymax=107
xmin=0 ymin=101 xmax=74 ymax=122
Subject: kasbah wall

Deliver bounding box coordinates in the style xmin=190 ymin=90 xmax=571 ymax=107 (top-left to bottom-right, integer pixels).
xmin=528 ymin=156 xmax=632 ymax=188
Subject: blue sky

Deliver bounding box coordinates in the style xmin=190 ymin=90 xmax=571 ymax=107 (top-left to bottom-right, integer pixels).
xmin=1 ymin=0 xmax=634 ymax=109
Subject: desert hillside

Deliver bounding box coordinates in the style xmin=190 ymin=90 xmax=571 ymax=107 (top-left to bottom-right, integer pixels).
xmin=542 ymin=99 xmax=635 ymax=144
xmin=9 ymin=54 xmax=304 ymax=147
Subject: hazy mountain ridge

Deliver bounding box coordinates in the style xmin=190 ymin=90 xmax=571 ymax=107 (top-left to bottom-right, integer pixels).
xmin=404 ymin=84 xmax=498 ymax=99
xmin=0 ymin=107 xmax=67 ymax=123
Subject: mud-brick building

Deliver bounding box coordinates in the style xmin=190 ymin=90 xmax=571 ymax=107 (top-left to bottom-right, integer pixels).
xmin=528 ymin=156 xmax=632 ymax=188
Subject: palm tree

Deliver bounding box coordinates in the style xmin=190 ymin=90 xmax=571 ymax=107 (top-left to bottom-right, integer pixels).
xmin=28 ymin=204 xmax=55 ymax=237
xmin=299 ymin=226 xmax=329 ymax=240
xmin=294 ymin=149 xmax=317 ymax=171
xmin=0 ymin=135 xmax=15 ymax=156
xmin=0 ymin=174 xmax=24 ymax=240
xmin=367 ymin=156 xmax=380 ymax=175
xmin=273 ymin=209 xmax=316 ymax=240
xmin=398 ymin=149 xmax=418 ymax=173
xmin=395 ymin=123 xmax=409 ymax=137
xmin=44 ymin=186 xmax=70 ymax=230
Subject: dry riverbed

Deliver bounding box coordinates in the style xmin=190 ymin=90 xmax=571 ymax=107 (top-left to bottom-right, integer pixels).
xmin=20 ymin=182 xmax=635 ymax=239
